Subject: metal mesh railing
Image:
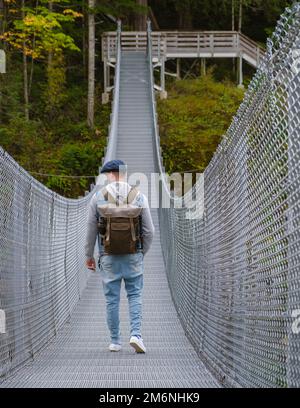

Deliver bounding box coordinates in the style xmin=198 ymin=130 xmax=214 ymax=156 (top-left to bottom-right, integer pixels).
xmin=0 ymin=147 xmax=95 ymax=378
xmin=0 ymin=19 xmax=123 ymax=381
xmin=149 ymin=3 xmax=300 ymax=388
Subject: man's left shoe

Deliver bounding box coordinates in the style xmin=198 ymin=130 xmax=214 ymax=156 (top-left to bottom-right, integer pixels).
xmin=109 ymin=343 xmax=122 ymax=352
xmin=130 ymin=336 xmax=146 ymax=353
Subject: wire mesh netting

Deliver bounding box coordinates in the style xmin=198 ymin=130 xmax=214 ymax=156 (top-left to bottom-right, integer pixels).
xmin=155 ymin=4 xmax=300 ymax=388
xmin=0 ymin=147 xmax=93 ymax=378
xmin=0 ymin=23 xmax=121 ymax=384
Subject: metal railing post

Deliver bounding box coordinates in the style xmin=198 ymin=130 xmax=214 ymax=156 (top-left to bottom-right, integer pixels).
xmin=210 ymin=33 xmax=214 ymax=57
xmin=197 ymin=33 xmax=200 ymax=57
xmin=176 ymin=58 xmax=181 ymax=80
xmin=238 ymin=52 xmax=244 ymax=88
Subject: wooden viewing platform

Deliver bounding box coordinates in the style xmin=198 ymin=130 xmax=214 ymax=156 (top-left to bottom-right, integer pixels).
xmin=102 ymin=31 xmax=264 ymax=67
xmin=101 ymin=30 xmax=265 ymax=101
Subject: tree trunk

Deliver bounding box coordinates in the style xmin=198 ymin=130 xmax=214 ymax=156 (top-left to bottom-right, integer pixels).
xmin=149 ymin=6 xmax=159 ymax=30
xmin=21 ymin=0 xmax=29 ymax=121
xmin=238 ymin=0 xmax=242 ymax=32
xmin=237 ymin=0 xmax=243 ymax=85
xmin=232 ymin=0 xmax=235 ymax=75
xmin=46 ymin=0 xmax=53 ymax=95
xmin=48 ymin=1 xmax=53 ymax=67
xmin=29 ymin=0 xmax=38 ymax=97
xmin=178 ymin=1 xmax=193 ymax=30
xmin=82 ymin=0 xmax=87 ymax=80
xmin=135 ymin=0 xmax=148 ymax=31
xmin=87 ymin=0 xmax=95 ymax=128
xmin=0 ymin=0 xmax=4 ymax=118
xmin=0 ymin=0 xmax=4 ymax=37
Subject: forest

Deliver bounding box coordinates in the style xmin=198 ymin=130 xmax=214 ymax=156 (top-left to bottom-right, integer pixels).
xmin=0 ymin=0 xmax=292 ymax=197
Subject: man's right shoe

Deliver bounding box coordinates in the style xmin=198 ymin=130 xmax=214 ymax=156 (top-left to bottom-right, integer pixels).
xmin=130 ymin=336 xmax=146 ymax=353
xmin=109 ymin=343 xmax=122 ymax=352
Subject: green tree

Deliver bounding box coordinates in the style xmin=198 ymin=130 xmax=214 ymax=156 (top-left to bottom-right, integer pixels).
xmin=2 ymin=1 xmax=81 ymax=59
xmin=1 ymin=0 xmax=81 ymax=118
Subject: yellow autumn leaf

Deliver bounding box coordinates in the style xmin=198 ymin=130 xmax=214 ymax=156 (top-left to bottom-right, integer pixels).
xmin=63 ymin=9 xmax=83 ymax=18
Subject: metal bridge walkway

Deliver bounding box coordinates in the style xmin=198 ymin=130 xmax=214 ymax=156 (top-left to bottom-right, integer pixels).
xmin=0 ymin=52 xmax=219 ymax=388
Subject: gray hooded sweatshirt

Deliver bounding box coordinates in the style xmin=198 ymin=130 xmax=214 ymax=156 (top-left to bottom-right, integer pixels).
xmin=85 ymin=181 xmax=155 ymax=259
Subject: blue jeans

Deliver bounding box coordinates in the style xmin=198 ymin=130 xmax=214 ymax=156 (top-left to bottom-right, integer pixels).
xmin=98 ymin=252 xmax=144 ymax=344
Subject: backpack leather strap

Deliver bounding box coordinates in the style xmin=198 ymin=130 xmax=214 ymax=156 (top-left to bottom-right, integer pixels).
xmin=127 ymin=187 xmax=139 ymax=204
xmin=106 ymin=217 xmax=111 ymax=241
xmin=130 ymin=218 xmax=136 ymax=241
xmin=101 ymin=187 xmax=116 ymax=204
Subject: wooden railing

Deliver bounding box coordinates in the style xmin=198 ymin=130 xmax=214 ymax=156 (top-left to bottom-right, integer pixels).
xmin=102 ymin=31 xmax=265 ymax=67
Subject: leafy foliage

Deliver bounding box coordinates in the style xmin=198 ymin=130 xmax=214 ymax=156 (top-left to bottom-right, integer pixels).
xmin=1 ymin=1 xmax=81 ymax=58
xmin=157 ymin=73 xmax=244 ymax=174
xmin=0 ymin=56 xmax=111 ymax=197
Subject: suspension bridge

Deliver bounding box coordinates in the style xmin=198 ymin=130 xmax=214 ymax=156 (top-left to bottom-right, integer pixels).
xmin=0 ymin=4 xmax=300 ymax=388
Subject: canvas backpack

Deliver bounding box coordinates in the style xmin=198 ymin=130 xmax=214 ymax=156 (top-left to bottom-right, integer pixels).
xmin=97 ymin=185 xmax=143 ymax=255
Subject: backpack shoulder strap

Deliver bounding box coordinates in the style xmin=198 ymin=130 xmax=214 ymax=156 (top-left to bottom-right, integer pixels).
xmin=101 ymin=187 xmax=116 ymax=204
xmin=127 ymin=186 xmax=139 ymax=204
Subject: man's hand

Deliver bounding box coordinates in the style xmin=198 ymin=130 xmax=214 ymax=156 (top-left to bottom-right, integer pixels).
xmin=86 ymin=258 xmax=96 ymax=271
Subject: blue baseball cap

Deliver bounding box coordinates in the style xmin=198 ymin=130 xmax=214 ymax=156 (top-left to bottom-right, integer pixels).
xmin=100 ymin=159 xmax=127 ymax=173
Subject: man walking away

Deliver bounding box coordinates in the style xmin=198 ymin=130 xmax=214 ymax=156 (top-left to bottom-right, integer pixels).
xmin=85 ymin=160 xmax=155 ymax=353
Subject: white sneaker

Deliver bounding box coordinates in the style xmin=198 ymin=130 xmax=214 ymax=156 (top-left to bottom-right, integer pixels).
xmin=109 ymin=343 xmax=122 ymax=352
xmin=130 ymin=336 xmax=146 ymax=353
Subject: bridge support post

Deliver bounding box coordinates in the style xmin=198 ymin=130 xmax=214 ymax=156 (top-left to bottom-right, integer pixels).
xmin=102 ymin=58 xmax=110 ymax=104
xmin=238 ymin=54 xmax=244 ymax=88
xmin=102 ymin=93 xmax=109 ymax=104
xmin=201 ymin=58 xmax=206 ymax=76
xmin=176 ymin=58 xmax=181 ymax=80
xmin=160 ymin=57 xmax=167 ymax=99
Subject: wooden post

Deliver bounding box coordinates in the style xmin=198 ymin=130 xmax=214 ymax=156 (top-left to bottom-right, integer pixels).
xmin=209 ymin=33 xmax=214 ymax=57
xmin=107 ymin=64 xmax=110 ymax=89
xmin=160 ymin=57 xmax=167 ymax=99
xmin=238 ymin=54 xmax=244 ymax=88
xmin=103 ymin=58 xmax=108 ymax=90
xmin=102 ymin=58 xmax=109 ymax=104
xmin=176 ymin=58 xmax=181 ymax=80
xmin=201 ymin=58 xmax=206 ymax=76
